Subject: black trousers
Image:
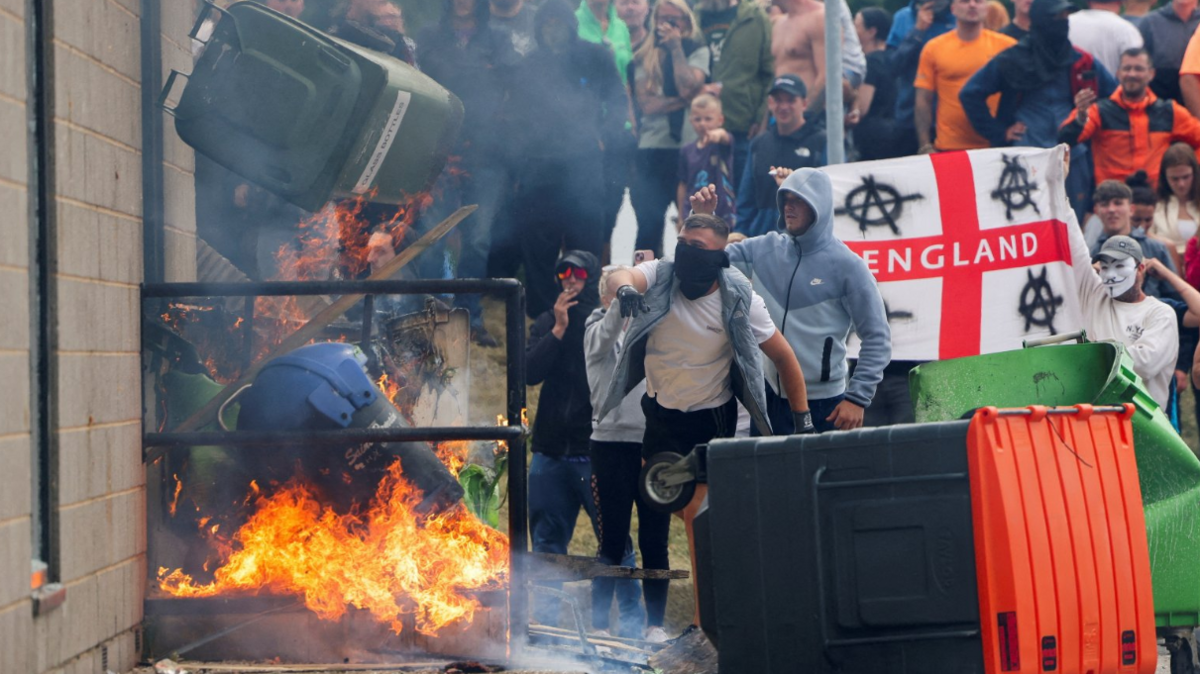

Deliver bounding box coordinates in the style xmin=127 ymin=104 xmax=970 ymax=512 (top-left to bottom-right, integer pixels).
xmin=630 ymin=148 xmax=681 ymax=257
xmin=591 ymin=439 xmax=671 ymax=627
xmin=636 ymin=393 xmax=738 ymax=625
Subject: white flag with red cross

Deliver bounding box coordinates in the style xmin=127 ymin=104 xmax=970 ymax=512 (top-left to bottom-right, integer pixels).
xmin=835 ymin=146 xmax=1085 ymax=361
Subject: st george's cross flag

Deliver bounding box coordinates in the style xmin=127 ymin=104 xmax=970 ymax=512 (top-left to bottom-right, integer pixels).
xmin=834 ymin=146 xmax=1086 ymax=361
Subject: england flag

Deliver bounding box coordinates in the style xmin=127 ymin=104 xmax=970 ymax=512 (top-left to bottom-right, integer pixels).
xmin=835 ymin=146 xmax=1086 ymax=361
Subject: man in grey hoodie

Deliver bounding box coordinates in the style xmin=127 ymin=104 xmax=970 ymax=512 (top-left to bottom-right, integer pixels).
xmin=692 ymin=168 xmax=891 ymax=433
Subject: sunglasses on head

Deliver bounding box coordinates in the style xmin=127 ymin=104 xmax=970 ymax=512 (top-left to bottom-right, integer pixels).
xmin=557 ymin=266 xmax=589 ymax=281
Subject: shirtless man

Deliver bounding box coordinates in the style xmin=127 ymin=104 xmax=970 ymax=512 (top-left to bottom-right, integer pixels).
xmin=772 ymin=0 xmax=827 ymax=100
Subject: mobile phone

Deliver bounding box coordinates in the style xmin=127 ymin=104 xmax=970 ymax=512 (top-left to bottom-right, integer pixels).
xmin=634 ymin=250 xmax=655 ymax=264
xmin=1080 ymin=69 xmax=1097 ymax=94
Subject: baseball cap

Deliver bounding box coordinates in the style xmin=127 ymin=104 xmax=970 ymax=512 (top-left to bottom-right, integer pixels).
xmin=1032 ymin=0 xmax=1078 ymax=19
xmin=769 ymin=74 xmax=808 ymax=100
xmin=1093 ymin=235 xmax=1144 ymax=264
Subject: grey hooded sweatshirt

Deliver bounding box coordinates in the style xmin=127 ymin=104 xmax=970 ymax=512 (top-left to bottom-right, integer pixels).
xmin=726 ymin=168 xmax=891 ymax=406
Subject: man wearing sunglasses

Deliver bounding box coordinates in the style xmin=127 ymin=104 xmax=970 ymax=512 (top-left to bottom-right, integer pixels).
xmin=526 ymin=250 xmax=644 ymax=631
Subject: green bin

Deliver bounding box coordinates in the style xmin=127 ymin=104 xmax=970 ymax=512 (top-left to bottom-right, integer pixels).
xmin=162 ymin=1 xmax=463 ymax=212
xmin=911 ymin=338 xmax=1200 ymax=627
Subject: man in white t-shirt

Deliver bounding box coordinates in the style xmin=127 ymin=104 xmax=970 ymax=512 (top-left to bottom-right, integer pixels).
xmin=598 ymin=212 xmax=811 ymax=636
xmin=1073 ymin=234 xmax=1178 ymax=408
xmin=602 ymin=215 xmax=812 ymax=441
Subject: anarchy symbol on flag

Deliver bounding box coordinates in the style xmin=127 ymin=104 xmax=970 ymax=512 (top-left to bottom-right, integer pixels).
xmin=832 ymin=147 xmax=1085 ymax=362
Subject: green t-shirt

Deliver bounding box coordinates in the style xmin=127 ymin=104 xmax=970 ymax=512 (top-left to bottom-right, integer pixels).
xmin=575 ymin=2 xmax=634 ymax=84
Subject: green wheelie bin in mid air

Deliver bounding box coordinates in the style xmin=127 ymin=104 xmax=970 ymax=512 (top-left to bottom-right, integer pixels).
xmin=910 ymin=335 xmax=1200 ymax=628
xmin=162 ymin=1 xmax=463 ymax=212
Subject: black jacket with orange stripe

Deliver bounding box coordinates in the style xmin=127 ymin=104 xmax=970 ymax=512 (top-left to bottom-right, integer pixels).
xmin=1059 ymin=89 xmax=1200 ymax=186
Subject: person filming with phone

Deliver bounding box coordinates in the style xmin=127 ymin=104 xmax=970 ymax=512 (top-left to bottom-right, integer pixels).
xmin=1059 ymin=47 xmax=1200 ymax=187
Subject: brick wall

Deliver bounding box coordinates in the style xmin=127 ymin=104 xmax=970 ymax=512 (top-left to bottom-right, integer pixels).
xmin=0 ymin=1 xmax=196 ymax=672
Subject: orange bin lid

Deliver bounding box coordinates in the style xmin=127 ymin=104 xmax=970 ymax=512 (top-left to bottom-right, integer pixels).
xmin=968 ymin=405 xmax=1155 ymax=674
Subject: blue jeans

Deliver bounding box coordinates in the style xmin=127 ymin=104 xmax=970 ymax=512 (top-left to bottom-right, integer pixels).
xmin=529 ymin=453 xmax=643 ymax=632
xmin=753 ymin=382 xmax=845 ymax=435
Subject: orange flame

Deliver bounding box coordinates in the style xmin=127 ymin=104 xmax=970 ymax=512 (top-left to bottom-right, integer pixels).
xmin=168 ymin=474 xmax=183 ymax=517
xmin=157 ymin=461 xmax=508 ymax=636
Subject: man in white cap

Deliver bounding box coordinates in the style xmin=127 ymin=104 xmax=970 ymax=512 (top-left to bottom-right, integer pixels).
xmin=1074 ymin=234 xmax=1178 ymax=408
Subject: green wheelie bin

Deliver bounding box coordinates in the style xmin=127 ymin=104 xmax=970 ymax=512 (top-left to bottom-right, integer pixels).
xmin=910 ymin=333 xmax=1200 ymax=628
xmin=161 ymin=1 xmax=463 ymax=212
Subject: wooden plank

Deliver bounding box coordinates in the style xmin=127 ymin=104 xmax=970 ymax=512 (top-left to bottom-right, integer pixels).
xmin=526 ymin=553 xmax=689 ymax=582
xmin=527 ymin=625 xmax=657 ymax=654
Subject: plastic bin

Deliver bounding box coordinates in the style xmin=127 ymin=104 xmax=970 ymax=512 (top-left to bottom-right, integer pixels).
xmin=699 ymin=421 xmax=985 ymax=674
xmin=911 ymin=340 xmax=1200 ymax=627
xmin=162 ymin=1 xmax=463 ymax=212
xmin=695 ymin=406 xmax=1155 ymax=674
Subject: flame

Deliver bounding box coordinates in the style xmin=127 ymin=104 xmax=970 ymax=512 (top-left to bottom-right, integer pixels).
xmin=168 ymin=474 xmax=183 ymax=517
xmin=435 ymin=441 xmax=469 ymax=477
xmin=157 ymin=461 xmax=508 ymax=636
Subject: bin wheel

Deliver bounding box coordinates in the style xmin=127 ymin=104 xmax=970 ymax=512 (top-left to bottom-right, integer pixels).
xmin=1168 ymin=634 xmax=1196 ymax=674
xmin=640 ymin=452 xmax=695 ymax=513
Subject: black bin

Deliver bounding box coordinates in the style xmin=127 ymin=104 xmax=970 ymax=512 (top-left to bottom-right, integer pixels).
xmin=695 ymin=422 xmax=985 ymax=673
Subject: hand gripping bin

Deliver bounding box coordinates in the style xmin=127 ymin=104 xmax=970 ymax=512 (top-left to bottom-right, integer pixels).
xmin=694 ymin=406 xmax=1154 ymax=674
xmin=161 ymin=1 xmax=464 ymax=212
xmin=911 ymin=340 xmax=1200 ymax=628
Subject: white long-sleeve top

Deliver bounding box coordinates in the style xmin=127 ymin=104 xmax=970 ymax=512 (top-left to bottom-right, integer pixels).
xmin=584 ymin=306 xmax=647 ymax=444
xmin=1066 ymin=207 xmax=1178 ymax=409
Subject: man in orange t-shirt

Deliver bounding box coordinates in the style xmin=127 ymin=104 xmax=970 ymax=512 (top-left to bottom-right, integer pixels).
xmin=914 ymin=0 xmax=1016 ymax=152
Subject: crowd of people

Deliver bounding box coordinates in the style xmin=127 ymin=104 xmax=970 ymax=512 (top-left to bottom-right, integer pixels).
xmin=195 ymin=0 xmax=1200 ymax=642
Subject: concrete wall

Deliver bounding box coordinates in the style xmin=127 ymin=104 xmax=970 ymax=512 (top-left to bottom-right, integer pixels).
xmin=0 ymin=1 xmax=195 ymax=672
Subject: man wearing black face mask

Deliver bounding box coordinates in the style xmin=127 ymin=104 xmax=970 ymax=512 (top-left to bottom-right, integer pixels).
xmin=598 ymin=213 xmax=809 ymax=637
xmin=598 ymin=214 xmax=811 ymax=442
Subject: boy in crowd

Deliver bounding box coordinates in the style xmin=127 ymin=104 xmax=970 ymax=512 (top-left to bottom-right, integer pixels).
xmin=677 ymin=94 xmax=737 ymax=225
xmin=737 ymin=75 xmax=826 ymax=237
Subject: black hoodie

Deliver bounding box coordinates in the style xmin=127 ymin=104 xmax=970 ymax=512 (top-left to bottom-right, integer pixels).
xmin=504 ymin=0 xmax=629 ymax=169
xmin=526 ymin=250 xmax=602 ymax=457
xmin=417 ymin=0 xmax=518 ymax=163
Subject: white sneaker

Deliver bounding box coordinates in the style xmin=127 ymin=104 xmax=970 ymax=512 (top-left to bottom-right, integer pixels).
xmin=644 ymin=626 xmax=669 ymax=643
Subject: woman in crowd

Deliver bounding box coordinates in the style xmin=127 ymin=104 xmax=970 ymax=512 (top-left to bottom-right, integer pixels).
xmin=629 ymin=0 xmax=710 ymax=257
xmin=1154 ymin=143 xmax=1200 ymax=273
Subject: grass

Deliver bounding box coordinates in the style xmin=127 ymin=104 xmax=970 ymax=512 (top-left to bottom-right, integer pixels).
xmin=471 ymin=297 xmax=1200 ymax=638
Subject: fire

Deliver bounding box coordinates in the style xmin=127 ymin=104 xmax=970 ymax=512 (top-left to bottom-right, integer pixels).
xmin=169 ymin=474 xmax=183 ymax=517
xmin=157 ymin=460 xmax=508 ymax=636
xmin=435 ymin=441 xmax=469 ymax=477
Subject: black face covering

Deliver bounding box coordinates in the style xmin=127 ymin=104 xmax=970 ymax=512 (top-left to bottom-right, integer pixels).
xmin=993 ymin=0 xmax=1076 ymax=91
xmin=673 ymin=243 xmax=730 ymax=300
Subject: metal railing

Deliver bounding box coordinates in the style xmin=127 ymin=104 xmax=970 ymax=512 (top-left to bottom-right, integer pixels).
xmin=140 ymin=278 xmax=529 ymax=657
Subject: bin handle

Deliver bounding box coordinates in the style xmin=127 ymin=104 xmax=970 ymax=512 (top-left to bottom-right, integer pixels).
xmin=189 ymin=0 xmax=231 ymax=45
xmin=158 ymin=70 xmax=189 ymax=118
xmin=1023 ymin=330 xmax=1087 ymax=348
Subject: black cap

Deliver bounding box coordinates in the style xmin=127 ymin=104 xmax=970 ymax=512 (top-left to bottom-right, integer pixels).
xmin=1032 ymin=0 xmax=1078 ymax=19
xmin=769 ymin=74 xmax=808 ymax=100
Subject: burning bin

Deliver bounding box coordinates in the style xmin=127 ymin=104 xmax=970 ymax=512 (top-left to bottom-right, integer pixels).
xmin=162 ymin=1 xmax=463 ymax=212
xmin=694 ymin=406 xmax=1155 ymax=674
xmin=910 ymin=340 xmax=1200 ymax=628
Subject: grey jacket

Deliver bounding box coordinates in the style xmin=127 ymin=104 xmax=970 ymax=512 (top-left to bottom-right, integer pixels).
xmin=727 ymin=168 xmax=891 ymax=406
xmin=584 ymin=306 xmax=646 ymax=444
xmin=596 ymin=260 xmax=773 ymax=435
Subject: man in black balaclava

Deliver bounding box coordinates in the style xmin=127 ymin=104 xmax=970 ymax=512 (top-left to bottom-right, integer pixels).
xmin=960 ymin=0 xmax=1116 ymax=217
xmin=501 ymin=0 xmax=631 ymax=318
